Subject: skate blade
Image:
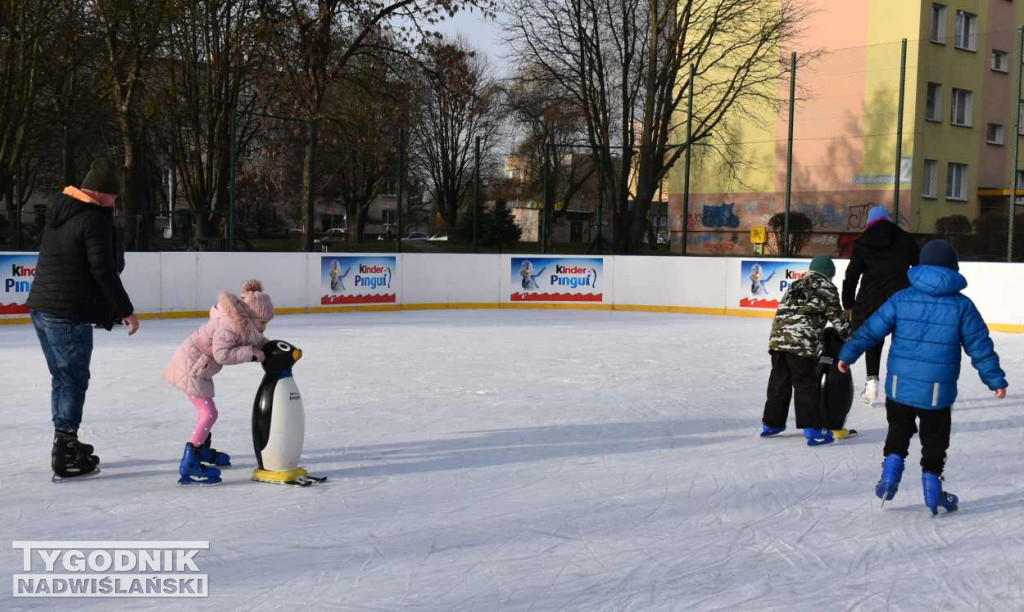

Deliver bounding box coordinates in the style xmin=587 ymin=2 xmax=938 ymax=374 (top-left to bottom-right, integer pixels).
xmin=178 ymin=479 xmax=222 ymax=486
xmin=254 ymin=475 xmax=328 ymax=487
xmin=281 ymin=475 xmax=328 ymax=487
xmin=52 ymin=468 xmax=101 ymax=483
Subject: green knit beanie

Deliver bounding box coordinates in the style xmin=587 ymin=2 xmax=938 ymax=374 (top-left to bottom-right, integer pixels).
xmin=809 ymin=255 xmax=836 ymax=279
xmin=81 ymin=158 xmax=120 ymax=195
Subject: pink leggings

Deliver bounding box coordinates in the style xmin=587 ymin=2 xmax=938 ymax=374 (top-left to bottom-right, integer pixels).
xmin=188 ymin=396 xmax=219 ymax=446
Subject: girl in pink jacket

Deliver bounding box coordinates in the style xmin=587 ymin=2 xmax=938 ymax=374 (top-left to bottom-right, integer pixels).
xmin=164 ymin=279 xmax=274 ymax=484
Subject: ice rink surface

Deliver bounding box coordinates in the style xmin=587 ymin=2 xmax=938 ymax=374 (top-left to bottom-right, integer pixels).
xmin=2 ymin=309 xmax=1024 ymax=611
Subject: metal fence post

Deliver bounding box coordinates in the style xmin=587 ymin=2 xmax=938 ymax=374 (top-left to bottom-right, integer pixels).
xmin=396 ymin=128 xmax=405 ymax=253
xmin=228 ymin=106 xmax=237 ymax=251
xmin=783 ymin=52 xmax=797 ymax=257
xmin=1010 ymin=27 xmax=1024 ymax=262
xmin=542 ymin=142 xmax=550 ymax=253
xmin=306 ymin=118 xmax=318 ymax=252
xmin=473 ymin=136 xmax=480 ymax=253
xmin=893 ymin=39 xmax=907 ymax=227
xmin=682 ymin=65 xmax=694 ymax=256
xmin=597 ymin=155 xmax=604 ymax=254
xmin=12 ymin=169 xmax=21 ymax=250
xmin=63 ymin=124 xmax=73 ymax=186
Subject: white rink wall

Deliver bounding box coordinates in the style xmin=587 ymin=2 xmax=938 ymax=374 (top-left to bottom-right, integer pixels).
xmin=2 ymin=252 xmax=1023 ymax=330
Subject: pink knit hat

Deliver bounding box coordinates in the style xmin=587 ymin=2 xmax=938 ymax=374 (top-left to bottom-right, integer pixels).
xmin=240 ymin=279 xmax=275 ymax=322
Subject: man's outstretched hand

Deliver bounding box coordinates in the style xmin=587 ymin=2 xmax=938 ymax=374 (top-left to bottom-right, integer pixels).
xmin=838 ymin=360 xmax=849 ymax=374
xmin=996 ymin=388 xmax=1007 ymax=400
xmin=124 ymin=314 xmax=140 ymax=336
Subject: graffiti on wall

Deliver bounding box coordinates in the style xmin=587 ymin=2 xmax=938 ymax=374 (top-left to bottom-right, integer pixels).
xmin=688 ymin=199 xmax=910 ymax=232
xmin=670 ymin=190 xmax=913 ymax=256
xmin=690 ymin=232 xmax=745 ymax=254
xmin=701 ymin=203 xmax=741 ymax=229
xmin=795 ymin=204 xmax=846 ymax=230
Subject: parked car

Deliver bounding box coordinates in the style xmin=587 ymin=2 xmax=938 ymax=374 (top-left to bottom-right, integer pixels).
xmin=314 ymin=227 xmax=348 ymax=250
xmin=402 ymin=232 xmax=429 ymax=241
xmin=321 ymin=227 xmax=348 ymax=238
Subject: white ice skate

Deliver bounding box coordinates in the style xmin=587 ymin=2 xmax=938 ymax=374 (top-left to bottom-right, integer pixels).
xmin=861 ymin=377 xmax=879 ymax=406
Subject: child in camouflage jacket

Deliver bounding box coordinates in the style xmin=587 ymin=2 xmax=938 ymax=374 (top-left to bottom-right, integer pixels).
xmin=760 ymin=255 xmax=851 ymax=446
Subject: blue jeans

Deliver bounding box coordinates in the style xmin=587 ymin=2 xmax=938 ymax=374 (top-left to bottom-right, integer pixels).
xmin=32 ymin=310 xmax=93 ymax=433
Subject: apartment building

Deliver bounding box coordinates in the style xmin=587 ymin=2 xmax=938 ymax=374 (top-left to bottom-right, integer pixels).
xmin=668 ymin=0 xmax=1024 ymax=256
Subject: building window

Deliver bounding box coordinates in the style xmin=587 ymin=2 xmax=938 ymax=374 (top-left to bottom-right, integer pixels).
xmin=955 ymin=10 xmax=977 ymax=51
xmin=931 ymin=4 xmax=947 ymax=44
xmin=951 ymin=89 xmax=973 ymax=126
xmin=570 ymin=221 xmax=584 ymax=243
xmin=923 ymin=160 xmax=939 ymax=198
xmin=381 ymin=209 xmax=396 ymax=225
xmin=946 ymin=163 xmax=968 ymax=201
xmin=926 ymin=83 xmax=943 ymax=122
xmin=993 ymin=50 xmax=1010 ymax=73
xmin=988 ymin=123 xmax=1005 ymax=145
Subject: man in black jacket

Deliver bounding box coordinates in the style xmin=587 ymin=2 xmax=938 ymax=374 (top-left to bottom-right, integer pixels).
xmin=841 ymin=205 xmax=919 ymax=406
xmin=26 ymin=158 xmax=141 ymax=478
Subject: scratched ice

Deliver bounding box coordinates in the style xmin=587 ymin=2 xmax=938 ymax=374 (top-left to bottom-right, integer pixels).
xmin=2 ymin=310 xmax=1023 ymax=610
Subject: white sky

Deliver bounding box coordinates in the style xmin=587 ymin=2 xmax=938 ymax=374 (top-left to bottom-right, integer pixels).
xmin=436 ymin=5 xmax=510 ymax=76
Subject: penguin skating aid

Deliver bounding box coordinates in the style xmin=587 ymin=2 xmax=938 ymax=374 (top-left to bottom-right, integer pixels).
xmin=251 ymin=340 xmax=326 ymax=487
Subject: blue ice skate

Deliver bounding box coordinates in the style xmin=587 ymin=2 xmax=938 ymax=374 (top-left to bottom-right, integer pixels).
xmin=803 ymin=427 xmax=834 ymax=446
xmin=179 ymin=443 xmax=222 ymax=485
xmin=875 ymin=454 xmax=904 ymax=503
xmin=760 ymin=424 xmax=786 ymax=438
xmin=199 ymin=433 xmax=231 ymax=467
xmin=922 ymin=472 xmax=958 ymax=515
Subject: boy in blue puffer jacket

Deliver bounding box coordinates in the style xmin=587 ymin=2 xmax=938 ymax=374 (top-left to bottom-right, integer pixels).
xmin=838 ymin=240 xmax=1007 ymax=515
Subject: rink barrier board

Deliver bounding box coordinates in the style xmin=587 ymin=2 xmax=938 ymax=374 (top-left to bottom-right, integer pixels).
xmin=3 ymin=251 xmax=1024 ymax=333
xmin=5 ymin=304 xmax=1024 ymax=332
xmin=0 ymin=303 xmax=794 ymax=324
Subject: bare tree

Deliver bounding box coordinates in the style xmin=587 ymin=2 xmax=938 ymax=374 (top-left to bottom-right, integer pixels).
xmin=318 ymin=52 xmax=408 ymax=242
xmin=410 ymin=38 xmax=500 ymax=234
xmin=505 ymin=0 xmax=804 ymax=253
xmin=31 ymin=1 xmax=112 ymax=189
xmin=259 ymin=0 xmax=494 ymax=245
xmin=505 ymin=72 xmax=595 ymax=249
xmin=93 ymin=0 xmax=178 ymax=249
xmin=153 ymin=0 xmax=271 ymax=241
xmin=0 ymin=0 xmax=53 ymax=211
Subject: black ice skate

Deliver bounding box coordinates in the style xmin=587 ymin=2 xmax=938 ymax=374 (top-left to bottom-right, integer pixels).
xmin=51 ymin=431 xmax=100 ymax=481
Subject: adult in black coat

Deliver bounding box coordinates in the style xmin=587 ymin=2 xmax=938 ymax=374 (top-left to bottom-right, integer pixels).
xmin=841 ymin=205 xmax=919 ymax=405
xmin=26 ymin=158 xmax=141 ymax=478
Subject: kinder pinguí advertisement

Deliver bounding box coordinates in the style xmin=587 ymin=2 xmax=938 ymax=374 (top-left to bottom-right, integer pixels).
xmin=511 ymin=257 xmax=603 ymax=302
xmin=740 ymin=260 xmax=810 ymax=309
xmin=321 ymin=256 xmax=397 ymax=305
xmin=0 ymin=253 xmax=37 ymax=315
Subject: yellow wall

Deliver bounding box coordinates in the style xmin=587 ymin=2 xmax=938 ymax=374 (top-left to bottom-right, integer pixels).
xmin=912 ymin=0 xmax=988 ymax=233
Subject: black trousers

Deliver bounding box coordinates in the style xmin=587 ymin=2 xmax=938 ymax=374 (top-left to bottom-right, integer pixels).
xmin=865 ymin=339 xmax=884 ymax=378
xmin=883 ymin=399 xmax=952 ymax=475
xmin=762 ymin=351 xmax=822 ymax=429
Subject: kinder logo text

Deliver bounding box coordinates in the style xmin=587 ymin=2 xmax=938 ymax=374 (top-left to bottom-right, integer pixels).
xmin=12 ymin=541 xmax=209 ymax=598
xmin=550 ymin=265 xmax=597 ymax=290
xmin=356 ymin=264 xmax=391 ymax=290
xmin=5 ymin=263 xmax=34 ymax=293
xmin=779 ymin=268 xmax=806 ymax=292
